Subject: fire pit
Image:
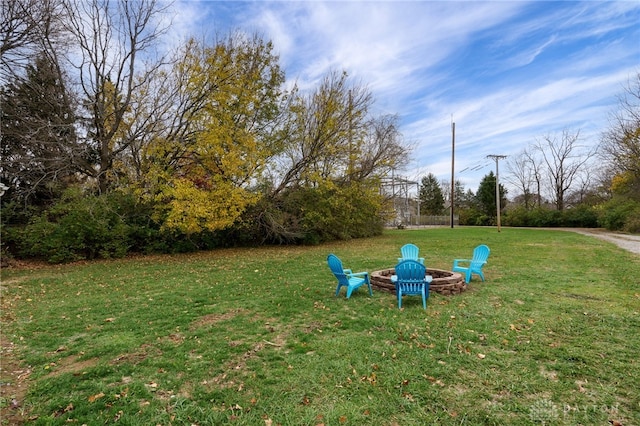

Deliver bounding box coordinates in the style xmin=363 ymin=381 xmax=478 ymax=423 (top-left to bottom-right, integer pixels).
xmin=370 ymin=268 xmax=466 ymax=296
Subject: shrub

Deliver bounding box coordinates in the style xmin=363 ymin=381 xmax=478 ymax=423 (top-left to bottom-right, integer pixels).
xmin=623 ymin=209 xmax=640 ymax=233
xmin=503 ymin=206 xmax=529 ymax=227
xmin=504 ymin=205 xmax=599 ymax=228
xmin=458 ymin=208 xmax=487 ymax=226
xmin=598 ymin=199 xmax=640 ymax=231
xmin=560 ymin=205 xmax=599 ymax=227
xmin=18 ymin=189 xmax=131 ymax=263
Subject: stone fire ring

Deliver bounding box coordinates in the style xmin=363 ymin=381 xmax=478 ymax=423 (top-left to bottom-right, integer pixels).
xmin=370 ymin=268 xmax=466 ymax=296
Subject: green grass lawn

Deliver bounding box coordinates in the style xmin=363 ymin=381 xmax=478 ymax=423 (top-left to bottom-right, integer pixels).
xmin=1 ymin=227 xmax=639 ymax=425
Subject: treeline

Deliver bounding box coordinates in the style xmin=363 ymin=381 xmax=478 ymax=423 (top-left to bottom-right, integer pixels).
xmin=2 ymin=1 xmax=638 ymax=264
xmin=1 ymin=0 xmax=408 ymax=263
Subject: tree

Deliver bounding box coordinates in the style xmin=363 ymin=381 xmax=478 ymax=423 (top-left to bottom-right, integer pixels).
xmin=250 ymin=71 xmax=407 ymax=242
xmin=0 ymin=52 xmax=79 ymax=207
xmin=270 ymin=70 xmax=373 ymax=195
xmin=506 ymin=149 xmax=536 ymax=209
xmin=64 ymin=0 xmax=170 ymax=193
xmin=146 ymin=33 xmax=287 ymax=234
xmin=441 ymin=179 xmax=471 ymax=210
xmin=351 ymin=114 xmax=408 ymax=183
xmin=600 ymin=72 xmax=640 ymax=198
xmin=1 ymin=0 xmax=67 ymax=82
xmin=476 ymin=171 xmax=507 ymax=218
xmin=419 ymin=173 xmax=445 ymax=215
xmin=534 ymin=129 xmax=596 ymax=211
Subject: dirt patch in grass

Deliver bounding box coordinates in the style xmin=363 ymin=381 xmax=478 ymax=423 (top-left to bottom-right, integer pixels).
xmin=112 ymin=344 xmax=161 ymax=366
xmin=46 ymin=354 xmax=101 ymax=378
xmin=189 ymin=308 xmax=248 ymax=330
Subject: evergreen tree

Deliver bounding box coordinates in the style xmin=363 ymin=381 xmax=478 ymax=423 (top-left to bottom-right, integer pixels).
xmin=476 ymin=171 xmax=508 ymax=217
xmin=419 ymin=173 xmax=445 ymax=214
xmin=0 ymin=52 xmax=79 ymax=207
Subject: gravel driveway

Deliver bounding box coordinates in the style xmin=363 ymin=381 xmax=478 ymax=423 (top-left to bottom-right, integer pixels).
xmin=568 ymin=228 xmax=640 ymax=255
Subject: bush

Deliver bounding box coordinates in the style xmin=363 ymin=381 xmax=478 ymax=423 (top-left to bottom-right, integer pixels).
xmin=561 ymin=205 xmax=598 ymax=227
xmin=623 ymin=209 xmax=640 ymax=233
xmin=458 ymin=208 xmax=487 ymax=226
xmin=18 ymin=189 xmax=131 ymax=263
xmin=503 ymin=206 xmax=535 ymax=227
xmin=598 ymin=199 xmax=640 ymax=231
xmin=503 ymin=205 xmax=600 ymax=228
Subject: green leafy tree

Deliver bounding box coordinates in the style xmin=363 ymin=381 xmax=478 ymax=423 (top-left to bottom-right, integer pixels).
xmin=476 ymin=171 xmax=508 ymax=218
xmin=419 ymin=173 xmax=445 ymax=215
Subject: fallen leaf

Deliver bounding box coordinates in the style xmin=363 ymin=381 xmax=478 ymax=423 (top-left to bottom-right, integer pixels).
xmin=88 ymin=392 xmax=105 ymax=403
xmin=576 ymin=380 xmax=587 ymax=393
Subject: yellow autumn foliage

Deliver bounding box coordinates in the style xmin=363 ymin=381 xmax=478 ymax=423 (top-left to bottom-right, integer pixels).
xmin=160 ymin=177 xmax=257 ymax=234
xmin=144 ymin=34 xmax=283 ymax=234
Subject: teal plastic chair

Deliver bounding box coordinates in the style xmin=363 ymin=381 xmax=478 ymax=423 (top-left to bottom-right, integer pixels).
xmin=327 ymin=254 xmax=372 ymax=299
xmin=452 ymin=244 xmax=490 ymax=284
xmin=392 ymin=260 xmax=432 ymax=309
xmin=397 ymin=243 xmax=425 ymax=264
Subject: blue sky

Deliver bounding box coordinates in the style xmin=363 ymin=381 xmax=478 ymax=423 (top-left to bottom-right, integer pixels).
xmin=166 ymin=1 xmax=639 ymax=193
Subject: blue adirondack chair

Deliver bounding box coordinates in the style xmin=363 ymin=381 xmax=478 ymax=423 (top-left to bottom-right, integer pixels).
xmin=392 ymin=259 xmax=432 ymax=309
xmin=398 ymin=243 xmax=425 ymax=264
xmin=327 ymin=254 xmax=373 ymax=299
xmin=452 ymin=244 xmax=490 ymax=284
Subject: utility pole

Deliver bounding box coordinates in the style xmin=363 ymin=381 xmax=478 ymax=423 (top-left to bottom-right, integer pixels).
xmin=450 ymin=121 xmax=455 ymax=228
xmin=348 ymin=90 xmax=354 ymax=179
xmin=486 ymin=155 xmax=507 ymax=232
